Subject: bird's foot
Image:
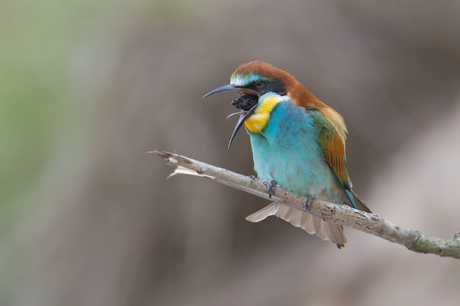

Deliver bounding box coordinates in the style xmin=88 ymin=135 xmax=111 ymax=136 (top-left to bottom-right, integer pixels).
xmin=266 ymin=180 xmax=277 ymax=198
xmin=302 ymin=196 xmax=314 ymax=211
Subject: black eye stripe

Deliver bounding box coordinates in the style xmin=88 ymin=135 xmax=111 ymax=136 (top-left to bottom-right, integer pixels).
xmin=264 ymin=80 xmax=287 ymax=95
xmin=244 ymin=80 xmax=287 ymax=96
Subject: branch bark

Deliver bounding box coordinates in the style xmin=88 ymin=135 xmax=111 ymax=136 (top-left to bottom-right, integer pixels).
xmin=151 ymin=150 xmax=460 ymax=259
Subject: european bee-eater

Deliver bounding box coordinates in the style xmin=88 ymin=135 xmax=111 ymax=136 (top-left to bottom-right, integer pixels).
xmin=204 ymin=61 xmax=371 ymax=248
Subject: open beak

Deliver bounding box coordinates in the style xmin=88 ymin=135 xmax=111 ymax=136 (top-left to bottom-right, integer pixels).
xmin=227 ymin=104 xmax=257 ymax=148
xmin=203 ymin=84 xmax=258 ymax=149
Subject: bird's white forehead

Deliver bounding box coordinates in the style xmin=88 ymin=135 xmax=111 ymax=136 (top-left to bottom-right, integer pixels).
xmin=230 ymin=73 xmax=272 ymax=87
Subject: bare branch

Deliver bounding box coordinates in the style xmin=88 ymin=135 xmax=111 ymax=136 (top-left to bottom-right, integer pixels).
xmin=151 ymin=150 xmax=460 ymax=259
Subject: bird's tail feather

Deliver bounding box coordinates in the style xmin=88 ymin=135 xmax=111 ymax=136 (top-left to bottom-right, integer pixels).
xmin=246 ymin=199 xmax=347 ymax=247
xmin=350 ymin=190 xmax=372 ymax=213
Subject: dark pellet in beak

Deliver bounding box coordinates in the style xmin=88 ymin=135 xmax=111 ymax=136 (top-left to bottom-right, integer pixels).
xmin=231 ymin=95 xmax=258 ymax=111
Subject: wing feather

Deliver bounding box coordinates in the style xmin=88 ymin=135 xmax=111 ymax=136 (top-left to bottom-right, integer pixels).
xmin=310 ymin=107 xmax=355 ymax=207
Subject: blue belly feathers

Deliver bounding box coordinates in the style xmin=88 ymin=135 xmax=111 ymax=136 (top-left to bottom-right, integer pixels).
xmin=247 ymin=101 xmax=347 ymax=204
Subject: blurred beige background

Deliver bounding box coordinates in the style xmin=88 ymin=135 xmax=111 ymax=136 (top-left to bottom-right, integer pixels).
xmin=1 ymin=0 xmax=460 ymax=305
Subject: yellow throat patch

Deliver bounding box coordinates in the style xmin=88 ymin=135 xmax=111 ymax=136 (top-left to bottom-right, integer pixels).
xmin=245 ymin=94 xmax=283 ymax=134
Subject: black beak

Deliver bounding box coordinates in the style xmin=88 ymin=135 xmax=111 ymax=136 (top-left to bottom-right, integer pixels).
xmin=202 ymin=84 xmax=239 ymax=98
xmin=227 ymin=104 xmax=257 ymax=149
xmin=203 ymin=84 xmax=258 ymax=149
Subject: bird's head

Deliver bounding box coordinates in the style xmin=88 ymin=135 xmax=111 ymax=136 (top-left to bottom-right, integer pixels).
xmin=203 ymin=61 xmax=324 ymax=147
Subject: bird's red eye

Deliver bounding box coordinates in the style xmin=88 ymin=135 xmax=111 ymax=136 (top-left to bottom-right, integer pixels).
xmin=255 ymin=80 xmax=264 ymax=89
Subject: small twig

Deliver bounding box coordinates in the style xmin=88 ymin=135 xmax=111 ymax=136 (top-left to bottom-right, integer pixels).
xmin=151 ymin=150 xmax=460 ymax=259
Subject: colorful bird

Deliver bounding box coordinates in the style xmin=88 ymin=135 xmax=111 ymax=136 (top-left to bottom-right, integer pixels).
xmin=203 ymin=61 xmax=371 ymax=248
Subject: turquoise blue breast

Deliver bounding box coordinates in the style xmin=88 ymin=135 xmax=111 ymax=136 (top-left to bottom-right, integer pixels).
xmin=247 ymin=101 xmax=347 ymax=203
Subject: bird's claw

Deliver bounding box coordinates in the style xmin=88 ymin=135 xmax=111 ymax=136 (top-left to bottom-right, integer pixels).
xmin=302 ymin=196 xmax=313 ymax=211
xmin=267 ymin=180 xmax=277 ymax=198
